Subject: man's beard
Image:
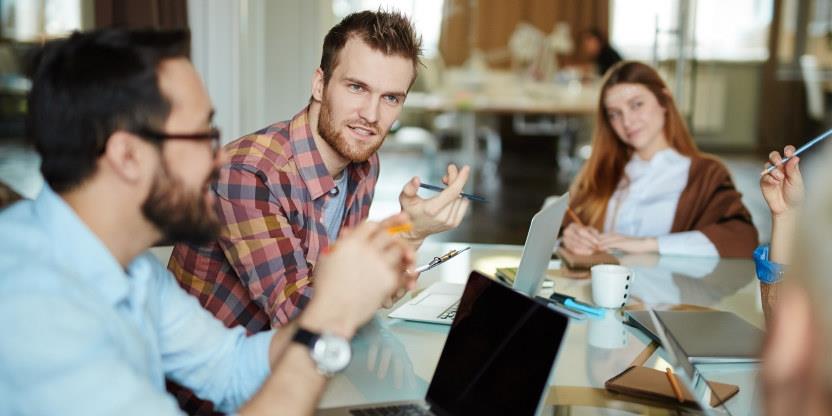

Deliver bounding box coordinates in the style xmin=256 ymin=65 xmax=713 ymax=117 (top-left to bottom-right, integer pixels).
xmin=141 ymin=160 xmax=220 ymax=245
xmin=318 ymin=95 xmax=386 ymax=162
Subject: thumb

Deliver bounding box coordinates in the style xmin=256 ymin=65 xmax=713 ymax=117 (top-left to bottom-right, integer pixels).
xmin=785 ymin=157 xmax=801 ymax=181
xmin=400 ymin=177 xmax=420 ymax=200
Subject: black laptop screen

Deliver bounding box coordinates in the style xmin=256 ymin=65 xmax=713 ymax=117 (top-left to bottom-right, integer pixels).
xmin=425 ymin=271 xmax=569 ymax=416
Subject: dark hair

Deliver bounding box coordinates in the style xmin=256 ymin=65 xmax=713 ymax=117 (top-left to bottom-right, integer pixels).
xmin=582 ymin=27 xmax=609 ymax=46
xmin=320 ymin=10 xmax=422 ymax=86
xmin=26 ymin=28 xmax=190 ymax=192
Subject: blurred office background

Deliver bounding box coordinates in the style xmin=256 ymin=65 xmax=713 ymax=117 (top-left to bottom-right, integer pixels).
xmin=1 ymin=0 xmax=831 ymax=245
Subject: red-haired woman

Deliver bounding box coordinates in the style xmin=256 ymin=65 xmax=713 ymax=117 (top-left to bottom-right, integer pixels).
xmin=562 ymin=61 xmax=757 ymax=257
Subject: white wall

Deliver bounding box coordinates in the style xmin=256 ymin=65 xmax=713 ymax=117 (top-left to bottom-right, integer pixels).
xmin=188 ymin=0 xmax=334 ymax=143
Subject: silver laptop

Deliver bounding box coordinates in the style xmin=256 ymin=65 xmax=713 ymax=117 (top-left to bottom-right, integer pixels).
xmin=319 ymin=271 xmax=570 ymax=416
xmin=648 ymin=309 xmax=734 ymax=416
xmin=388 ymin=193 xmax=570 ymax=325
xmin=627 ymin=310 xmax=763 ymax=364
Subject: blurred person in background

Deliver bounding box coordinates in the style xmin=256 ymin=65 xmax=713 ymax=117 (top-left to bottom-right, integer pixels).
xmin=561 ymin=61 xmax=757 ymax=258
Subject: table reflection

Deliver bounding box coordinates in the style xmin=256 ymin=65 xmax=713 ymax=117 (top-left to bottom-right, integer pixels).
xmin=344 ymin=316 xmax=429 ymax=403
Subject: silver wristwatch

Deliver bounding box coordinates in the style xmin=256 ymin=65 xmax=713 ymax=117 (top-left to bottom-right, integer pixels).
xmin=292 ymin=327 xmax=352 ymax=376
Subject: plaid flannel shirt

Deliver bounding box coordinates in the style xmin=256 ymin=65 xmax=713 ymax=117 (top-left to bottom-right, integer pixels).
xmin=168 ymin=107 xmax=378 ymax=333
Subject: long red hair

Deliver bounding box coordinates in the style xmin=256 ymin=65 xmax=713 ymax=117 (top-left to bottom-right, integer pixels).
xmin=570 ymin=61 xmax=700 ymax=228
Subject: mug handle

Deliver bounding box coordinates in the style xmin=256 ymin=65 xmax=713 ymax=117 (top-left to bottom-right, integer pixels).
xmin=622 ymin=269 xmax=633 ymax=302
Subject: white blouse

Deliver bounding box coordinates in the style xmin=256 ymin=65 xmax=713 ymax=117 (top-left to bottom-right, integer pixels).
xmin=604 ymin=148 xmax=718 ymax=257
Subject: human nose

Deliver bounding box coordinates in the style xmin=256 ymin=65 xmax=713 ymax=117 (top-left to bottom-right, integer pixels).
xmin=620 ymin=109 xmax=635 ymax=128
xmin=359 ymin=96 xmax=380 ymax=124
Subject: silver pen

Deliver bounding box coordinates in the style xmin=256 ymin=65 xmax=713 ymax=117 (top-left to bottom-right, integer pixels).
xmin=413 ymin=247 xmax=471 ymax=273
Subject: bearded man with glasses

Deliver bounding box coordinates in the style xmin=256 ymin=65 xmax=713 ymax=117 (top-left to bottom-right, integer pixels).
xmin=0 ymin=28 xmax=414 ymax=415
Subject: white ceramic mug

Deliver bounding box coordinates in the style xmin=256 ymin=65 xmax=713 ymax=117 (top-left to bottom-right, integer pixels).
xmin=590 ymin=264 xmax=633 ymax=308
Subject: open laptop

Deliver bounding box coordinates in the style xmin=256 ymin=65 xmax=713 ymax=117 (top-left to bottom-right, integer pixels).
xmin=388 ymin=193 xmax=569 ymax=324
xmin=648 ymin=309 xmax=734 ymax=416
xmin=319 ymin=271 xmax=570 ymax=416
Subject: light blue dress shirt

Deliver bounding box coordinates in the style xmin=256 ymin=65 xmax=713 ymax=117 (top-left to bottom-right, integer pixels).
xmin=0 ymin=186 xmax=274 ymax=415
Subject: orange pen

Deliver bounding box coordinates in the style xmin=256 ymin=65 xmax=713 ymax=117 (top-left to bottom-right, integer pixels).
xmin=323 ymin=223 xmax=413 ymax=254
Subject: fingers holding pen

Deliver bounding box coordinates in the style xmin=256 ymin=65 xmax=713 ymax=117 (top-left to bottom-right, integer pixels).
xmin=766 ymin=150 xmax=786 ymax=181
xmin=562 ymin=223 xmax=602 ymax=254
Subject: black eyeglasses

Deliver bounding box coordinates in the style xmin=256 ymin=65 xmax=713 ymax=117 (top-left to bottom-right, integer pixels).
xmin=135 ymin=126 xmax=222 ymax=156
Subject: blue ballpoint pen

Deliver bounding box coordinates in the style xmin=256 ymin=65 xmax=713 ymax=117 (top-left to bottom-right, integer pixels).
xmin=762 ymin=127 xmax=832 ymax=175
xmin=549 ymin=292 xmax=606 ymax=317
xmin=418 ymin=183 xmax=488 ymax=203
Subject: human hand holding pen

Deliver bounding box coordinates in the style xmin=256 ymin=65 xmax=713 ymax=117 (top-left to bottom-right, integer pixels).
xmin=761 ymin=127 xmax=832 ymax=175
xmin=562 ymin=222 xmax=602 ymax=255
xmin=376 ymin=213 xmax=419 ymax=308
xmin=312 ymin=216 xmax=415 ymax=335
xmin=761 ymin=145 xmax=804 ymax=219
xmin=398 ymin=164 xmax=471 ymax=248
xmin=331 ymin=213 xmax=417 ymax=310
xmin=761 ymin=145 xmax=804 ymax=265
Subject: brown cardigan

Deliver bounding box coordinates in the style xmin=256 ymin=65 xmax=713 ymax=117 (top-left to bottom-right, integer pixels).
xmin=564 ymin=154 xmax=758 ymax=258
xmin=671 ymin=155 xmax=758 ymax=257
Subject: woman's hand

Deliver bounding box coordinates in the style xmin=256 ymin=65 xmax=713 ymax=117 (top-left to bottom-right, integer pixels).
xmin=599 ymin=233 xmax=658 ymax=254
xmin=761 ymin=145 xmax=804 ymax=219
xmin=562 ymin=223 xmax=602 ymax=255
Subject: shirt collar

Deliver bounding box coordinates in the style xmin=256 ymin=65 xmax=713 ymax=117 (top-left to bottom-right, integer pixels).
xmin=288 ymin=106 xmax=373 ymax=200
xmin=629 ymin=147 xmax=683 ymax=167
xmin=35 ymin=186 xmax=130 ymax=305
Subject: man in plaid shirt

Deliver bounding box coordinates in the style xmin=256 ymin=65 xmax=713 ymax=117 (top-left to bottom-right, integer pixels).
xmin=4 ymin=27 xmax=416 ymax=416
xmin=169 ymin=10 xmax=471 ymax=335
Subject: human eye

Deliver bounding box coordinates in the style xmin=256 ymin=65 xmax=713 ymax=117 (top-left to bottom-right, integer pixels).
xmin=348 ymin=83 xmax=364 ymax=93
xmin=383 ymin=95 xmax=400 ymax=105
xmin=607 ymin=110 xmax=621 ymax=121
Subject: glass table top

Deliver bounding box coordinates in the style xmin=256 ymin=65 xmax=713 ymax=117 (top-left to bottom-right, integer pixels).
xmin=319 ymin=242 xmax=763 ymax=415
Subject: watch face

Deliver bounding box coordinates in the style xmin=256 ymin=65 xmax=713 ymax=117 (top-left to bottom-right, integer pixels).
xmin=311 ymin=333 xmax=352 ymax=374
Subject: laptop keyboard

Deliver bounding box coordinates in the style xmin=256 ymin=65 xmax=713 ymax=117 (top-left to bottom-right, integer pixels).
xmin=437 ymin=300 xmax=460 ymax=320
xmin=350 ymin=404 xmax=431 ymax=416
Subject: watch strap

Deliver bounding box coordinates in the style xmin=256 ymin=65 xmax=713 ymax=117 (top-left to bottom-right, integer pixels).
xmin=292 ymin=327 xmax=320 ymax=349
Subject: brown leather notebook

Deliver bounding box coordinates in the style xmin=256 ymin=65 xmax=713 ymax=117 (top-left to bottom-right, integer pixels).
xmin=556 ymin=247 xmax=619 ymax=270
xmin=605 ymin=366 xmax=739 ymax=408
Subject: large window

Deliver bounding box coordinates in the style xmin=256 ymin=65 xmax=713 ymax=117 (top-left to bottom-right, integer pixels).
xmin=331 ymin=0 xmax=444 ymax=58
xmin=1 ymin=0 xmax=82 ymax=41
xmin=610 ymin=0 xmax=773 ymax=62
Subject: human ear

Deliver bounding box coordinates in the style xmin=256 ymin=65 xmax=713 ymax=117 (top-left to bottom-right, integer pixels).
xmin=312 ymin=67 xmax=325 ymax=102
xmin=101 ymin=131 xmax=149 ymax=184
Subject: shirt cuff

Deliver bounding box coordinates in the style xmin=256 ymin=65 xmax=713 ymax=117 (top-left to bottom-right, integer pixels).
xmin=754 ymin=244 xmax=785 ymax=284
xmin=657 ymin=231 xmax=719 ymax=257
